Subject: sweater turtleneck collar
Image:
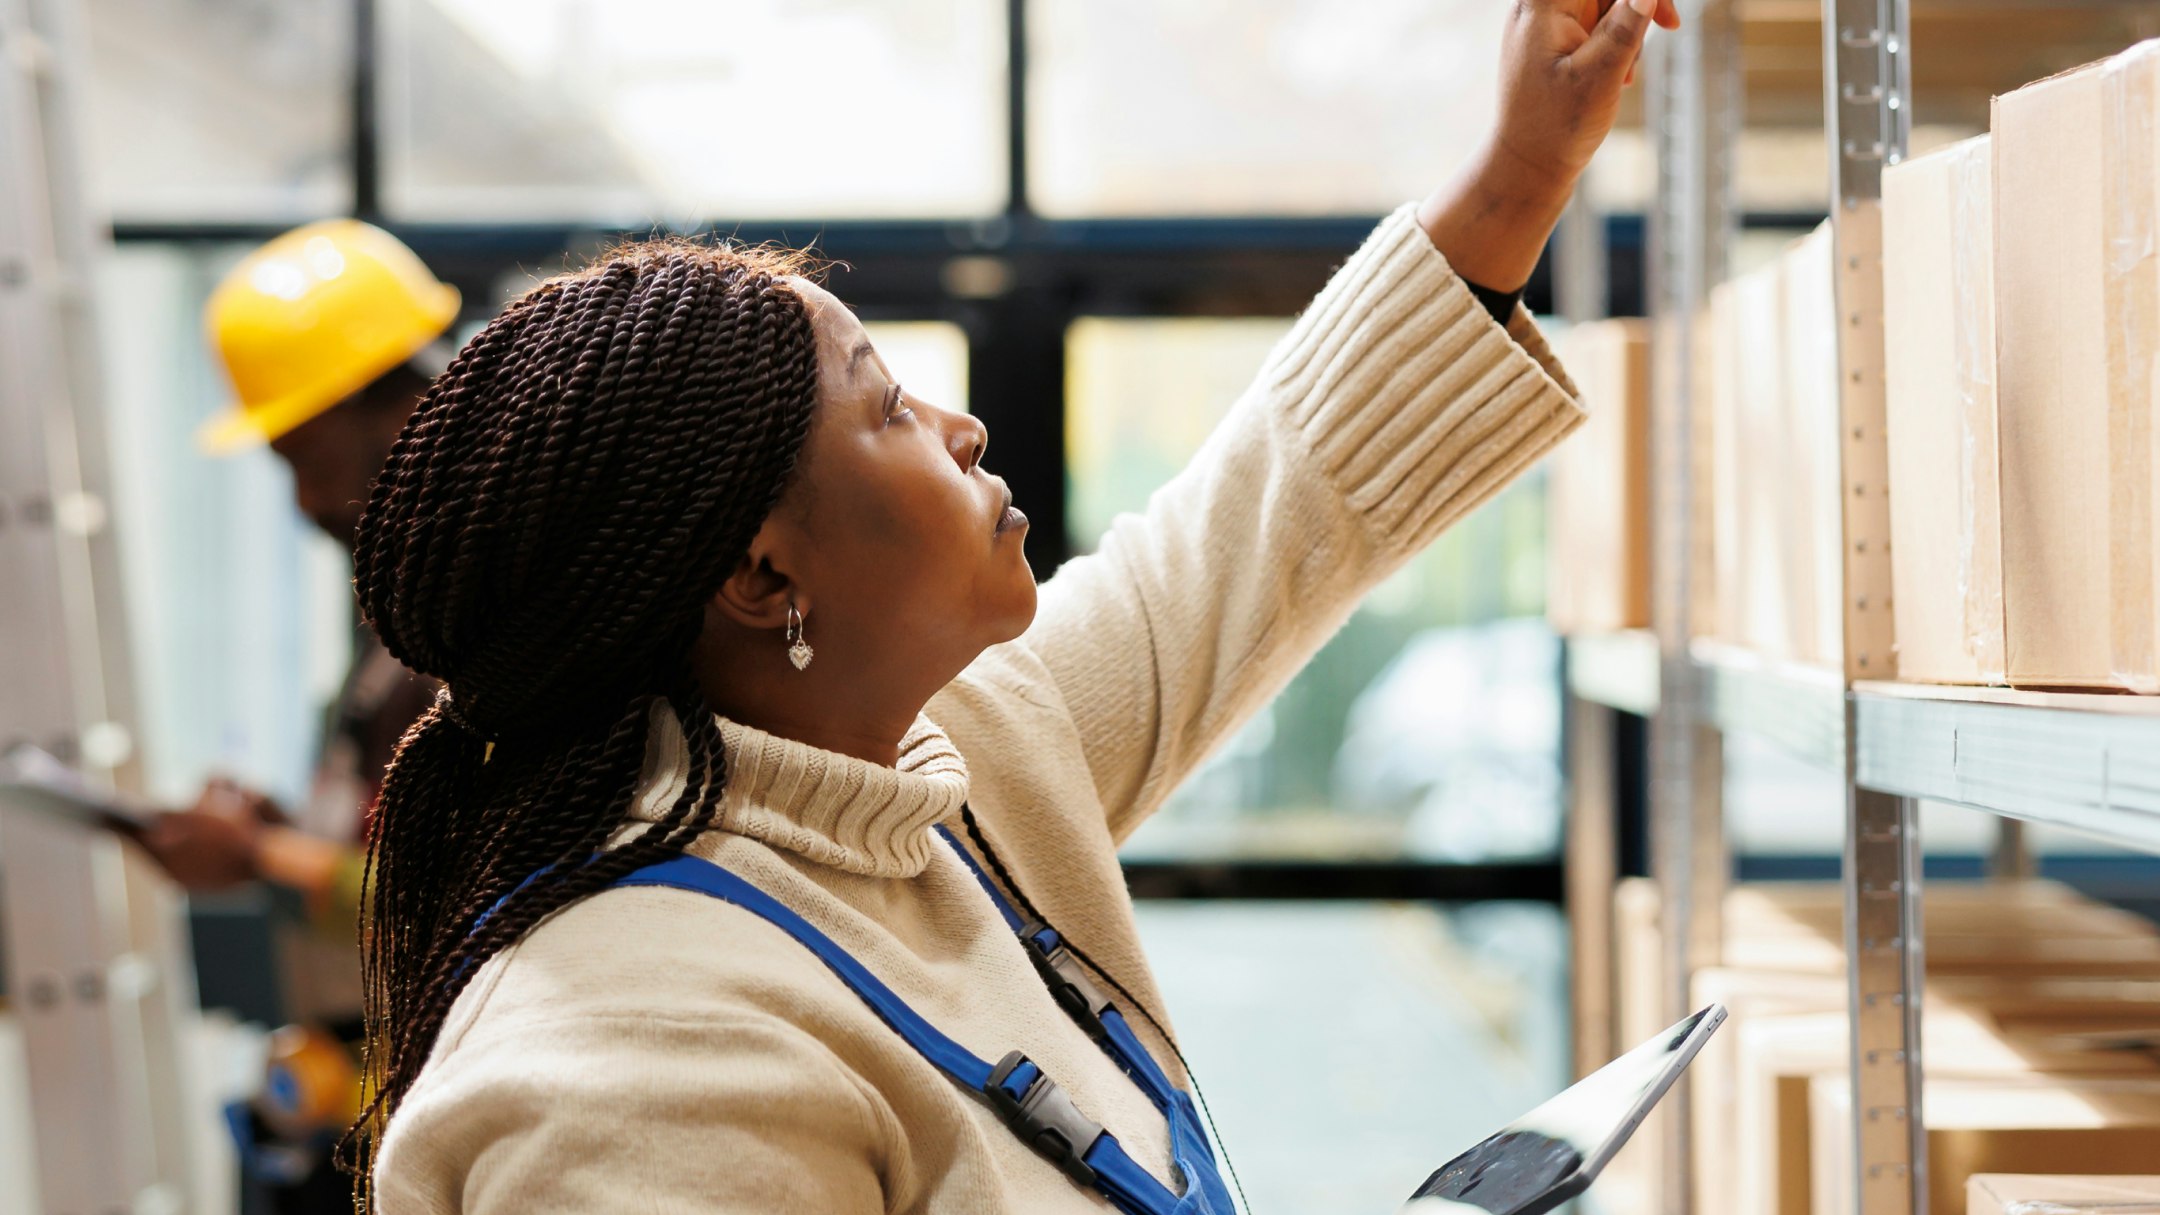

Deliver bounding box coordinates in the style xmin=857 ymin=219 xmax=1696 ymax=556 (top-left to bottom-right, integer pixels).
xmin=624 ymin=701 xmax=970 ymax=878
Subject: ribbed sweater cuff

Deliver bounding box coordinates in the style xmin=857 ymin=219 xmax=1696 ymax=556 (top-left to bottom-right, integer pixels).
xmin=1265 ymin=203 xmax=1585 ymax=543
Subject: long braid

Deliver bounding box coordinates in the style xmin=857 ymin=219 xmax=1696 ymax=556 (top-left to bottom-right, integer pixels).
xmin=343 ymin=241 xmax=821 ymax=1208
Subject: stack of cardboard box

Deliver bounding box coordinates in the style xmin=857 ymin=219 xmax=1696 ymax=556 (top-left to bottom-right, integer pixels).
xmin=1885 ymin=41 xmax=2160 ymax=689
xmin=1544 ymin=313 xmax=1721 ymax=640
xmin=1611 ymin=879 xmax=2160 ymax=1215
xmin=1548 ymin=319 xmax=1653 ymax=634
xmin=1706 ymin=225 xmax=1846 ymax=668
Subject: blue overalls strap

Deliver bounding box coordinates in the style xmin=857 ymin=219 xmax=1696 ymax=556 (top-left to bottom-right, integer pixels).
xmin=936 ymin=824 xmax=1134 ymax=1032
xmin=935 ymin=823 xmax=1026 ymax=933
xmin=614 ymin=854 xmax=1195 ymax=1215
xmin=936 ymin=827 xmax=1169 ymax=1098
xmin=931 ymin=825 xmax=1237 ymax=1211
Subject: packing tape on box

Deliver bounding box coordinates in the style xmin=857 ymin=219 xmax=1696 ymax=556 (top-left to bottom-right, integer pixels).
xmin=1951 ymin=136 xmax=2007 ymax=682
xmin=2106 ymin=42 xmax=2160 ymax=690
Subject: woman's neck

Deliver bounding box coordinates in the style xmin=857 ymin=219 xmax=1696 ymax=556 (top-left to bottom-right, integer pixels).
xmin=714 ymin=701 xmax=920 ymax=768
xmin=689 ymin=613 xmax=972 ymax=769
xmin=694 ymin=654 xmax=938 ymax=771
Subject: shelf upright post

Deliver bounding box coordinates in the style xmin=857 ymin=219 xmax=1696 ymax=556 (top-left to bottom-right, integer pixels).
xmin=1989 ymin=817 xmax=2034 ymax=881
xmin=1556 ymin=181 xmax=1607 ymax=326
xmin=1643 ymin=1 xmax=1738 ymax=1206
xmin=1557 ymin=106 xmax=1617 ymax=1080
xmin=1563 ymin=678 xmax=1620 ymax=1077
xmin=1823 ymin=0 xmax=1922 ymax=1212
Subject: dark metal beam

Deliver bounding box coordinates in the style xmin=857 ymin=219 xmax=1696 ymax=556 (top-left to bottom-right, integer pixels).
xmin=1120 ymin=859 xmax=1565 ymax=903
xmin=1005 ymin=0 xmax=1030 ymax=219
xmin=351 ymin=0 xmax=382 ymax=221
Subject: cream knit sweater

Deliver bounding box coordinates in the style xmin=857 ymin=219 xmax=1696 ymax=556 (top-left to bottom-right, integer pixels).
xmin=372 ymin=204 xmax=1584 ymax=1214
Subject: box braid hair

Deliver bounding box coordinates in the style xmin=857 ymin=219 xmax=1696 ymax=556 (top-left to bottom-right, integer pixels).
xmin=342 ymin=240 xmax=819 ymax=1192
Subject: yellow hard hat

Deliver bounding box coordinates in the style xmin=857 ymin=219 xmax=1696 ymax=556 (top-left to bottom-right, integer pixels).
xmin=199 ymin=219 xmax=460 ymax=454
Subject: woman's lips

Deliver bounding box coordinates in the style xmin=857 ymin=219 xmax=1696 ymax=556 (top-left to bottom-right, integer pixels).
xmin=995 ymin=489 xmax=1028 ymax=537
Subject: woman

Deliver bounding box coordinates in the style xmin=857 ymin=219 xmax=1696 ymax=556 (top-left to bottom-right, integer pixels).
xmin=360 ymin=2 xmax=1675 ymax=1209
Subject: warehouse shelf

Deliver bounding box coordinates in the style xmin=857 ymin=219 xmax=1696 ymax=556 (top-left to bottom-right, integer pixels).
xmin=1693 ymin=640 xmax=1847 ymax=772
xmin=1566 ymin=3 xmax=2160 ymax=1210
xmin=1563 ymin=630 xmax=1661 ymax=716
xmin=1852 ymin=682 xmax=2160 ymax=854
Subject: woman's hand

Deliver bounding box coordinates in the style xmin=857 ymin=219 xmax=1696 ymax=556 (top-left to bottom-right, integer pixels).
xmin=1419 ymin=0 xmax=1682 ymax=293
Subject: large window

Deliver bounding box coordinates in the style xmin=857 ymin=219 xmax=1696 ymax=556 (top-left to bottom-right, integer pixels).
xmin=1066 ymin=317 xmax=1560 ymax=863
xmin=84 ymin=0 xmax=351 ymax=220
xmin=378 ymin=0 xmax=1010 ymax=221
xmin=1027 ymin=0 xmax=1507 ymax=217
xmin=861 ymin=321 xmax=970 ymax=415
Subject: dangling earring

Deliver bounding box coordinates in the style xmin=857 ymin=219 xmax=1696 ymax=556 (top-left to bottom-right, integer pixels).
xmin=785 ymin=602 xmax=814 ymax=671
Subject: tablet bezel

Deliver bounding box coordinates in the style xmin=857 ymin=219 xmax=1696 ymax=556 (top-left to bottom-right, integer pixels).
xmin=1404 ymin=1002 xmax=1729 ymax=1215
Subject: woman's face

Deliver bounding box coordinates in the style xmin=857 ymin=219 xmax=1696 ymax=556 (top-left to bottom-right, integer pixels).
xmin=758 ymin=278 xmax=1037 ymax=682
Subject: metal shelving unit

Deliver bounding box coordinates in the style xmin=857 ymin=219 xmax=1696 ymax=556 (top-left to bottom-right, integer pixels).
xmin=1854 ymin=684 xmax=2160 ymax=854
xmin=1561 ymin=3 xmax=2160 ymax=1215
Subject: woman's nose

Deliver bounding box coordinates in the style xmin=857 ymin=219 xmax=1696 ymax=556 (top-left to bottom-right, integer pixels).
xmin=947 ymin=410 xmax=989 ymax=472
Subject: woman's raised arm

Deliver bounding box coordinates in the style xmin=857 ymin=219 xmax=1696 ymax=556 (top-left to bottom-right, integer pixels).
xmin=1015 ymin=0 xmax=1675 ymax=836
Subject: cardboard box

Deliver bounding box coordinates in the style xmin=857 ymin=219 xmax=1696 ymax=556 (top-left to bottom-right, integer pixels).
xmin=1784 ymin=224 xmax=1847 ymax=669
xmin=1692 ymin=968 xmax=2160 ymax=1215
xmin=2105 ymin=43 xmax=2160 ymax=692
xmin=1693 ymin=306 xmax=1721 ymax=639
xmin=1726 ymin=879 xmax=2155 ymax=945
xmin=1612 ymin=877 xmax=1671 ymax=1215
xmin=1884 ymin=135 xmax=2005 ymax=685
xmin=1734 ymin=1010 xmax=2160 ymax=1215
xmin=1548 ymin=320 xmax=1652 ymax=634
xmin=1632 ymin=882 xmax=2160 ymax=1215
xmin=1968 ymin=1173 xmax=2160 ymax=1214
xmin=1995 ymin=59 xmax=2139 ymax=687
xmin=1710 ymin=277 xmax=1750 ymax=649
xmin=1716 ymin=259 xmax=1803 ymax=655
xmin=1690 ymin=970 xmax=1854 ymax=1215
xmin=1812 ymin=1074 xmax=2160 ymax=1215
xmin=1706 ymin=226 xmax=1848 ymax=667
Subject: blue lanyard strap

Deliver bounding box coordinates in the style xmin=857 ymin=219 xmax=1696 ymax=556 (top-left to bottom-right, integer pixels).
xmin=614 ymin=854 xmax=1188 ymax=1214
xmin=934 ymin=826 xmax=1130 ymax=1042
xmin=932 ymin=823 xmax=1233 ymax=1209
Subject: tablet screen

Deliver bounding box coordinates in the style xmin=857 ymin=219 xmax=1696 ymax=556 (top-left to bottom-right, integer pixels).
xmin=1403 ymin=1006 xmax=1722 ymax=1215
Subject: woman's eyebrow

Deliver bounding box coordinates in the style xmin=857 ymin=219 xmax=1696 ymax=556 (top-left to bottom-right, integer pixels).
xmin=847 ymin=340 xmax=877 ymax=380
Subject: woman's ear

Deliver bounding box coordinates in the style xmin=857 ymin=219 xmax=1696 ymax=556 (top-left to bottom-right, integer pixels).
xmin=708 ymin=520 xmax=804 ymax=630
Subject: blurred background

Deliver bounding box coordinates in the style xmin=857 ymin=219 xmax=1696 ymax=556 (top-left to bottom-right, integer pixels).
xmin=11 ymin=4 xmax=1571 ymax=1212
xmin=13 ymin=2 xmax=2160 ymax=1214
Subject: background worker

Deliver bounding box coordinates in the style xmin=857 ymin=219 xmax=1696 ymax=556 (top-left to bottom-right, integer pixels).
xmin=135 ymin=218 xmax=457 ymax=1213
xmin=144 ymin=218 xmax=454 ymax=922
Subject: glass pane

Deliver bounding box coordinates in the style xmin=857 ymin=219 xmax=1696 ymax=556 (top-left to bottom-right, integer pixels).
xmin=82 ymin=0 xmax=351 ymax=220
xmin=95 ymin=244 xmax=351 ymax=806
xmin=1028 ymin=0 xmax=1505 ymax=217
xmin=382 ymin=0 xmax=1008 ymax=221
xmin=861 ymin=321 xmax=969 ymax=415
xmin=1067 ymin=318 xmax=1560 ymax=862
xmin=1136 ymin=900 xmax=1568 ymax=1213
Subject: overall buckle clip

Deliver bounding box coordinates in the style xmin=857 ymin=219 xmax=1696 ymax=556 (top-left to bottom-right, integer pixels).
xmin=986 ymin=1050 xmax=1104 ymax=1187
xmin=1018 ymin=920 xmax=1114 ymax=1035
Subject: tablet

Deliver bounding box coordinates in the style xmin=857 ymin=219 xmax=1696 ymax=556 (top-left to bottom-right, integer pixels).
xmin=1401 ymin=1004 xmax=1727 ymax=1215
xmin=0 ymin=744 xmax=162 ymax=833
